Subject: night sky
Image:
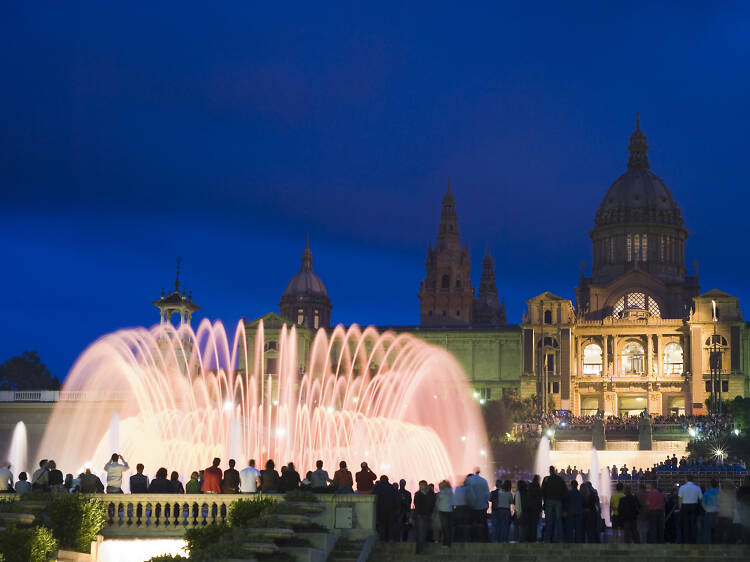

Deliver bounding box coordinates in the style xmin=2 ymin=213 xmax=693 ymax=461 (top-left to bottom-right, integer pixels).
xmin=2 ymin=2 xmax=749 ymax=379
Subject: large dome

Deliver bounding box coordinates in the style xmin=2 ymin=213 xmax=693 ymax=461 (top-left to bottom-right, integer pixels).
xmin=595 ymin=168 xmax=683 ymax=228
xmin=282 ymin=239 xmax=328 ymax=297
xmin=594 ymin=116 xmax=683 ymax=228
xmin=283 ymin=270 xmax=328 ymax=297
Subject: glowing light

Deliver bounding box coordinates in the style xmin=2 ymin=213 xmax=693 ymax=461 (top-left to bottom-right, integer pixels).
xmin=352 ymin=396 xmax=359 ymax=403
xmin=688 ymin=428 xmax=696 ymax=437
xmin=546 ymin=429 xmax=554 ymax=438
xmin=636 ymin=397 xmax=645 ymax=402
xmin=433 ymin=395 xmax=438 ymax=400
xmin=461 ymin=435 xmax=467 ymax=442
xmin=327 ymin=406 xmax=334 ymax=414
xmin=479 ymin=399 xmax=486 ymax=405
xmin=272 ymin=399 xmax=279 ymax=406
xmin=223 ymin=400 xmax=233 ymax=412
xmin=734 ymin=429 xmax=740 ymax=436
xmin=275 ymin=427 xmax=286 ymax=438
xmin=560 ymin=421 xmax=567 ymax=427
xmin=480 ymin=449 xmax=486 ymax=456
xmin=473 ymin=391 xmax=480 ymax=399
xmin=505 ymin=432 xmax=511 ymax=438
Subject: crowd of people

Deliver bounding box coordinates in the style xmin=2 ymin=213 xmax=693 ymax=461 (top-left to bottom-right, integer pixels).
xmin=513 ymin=412 xmax=738 ymax=437
xmin=4 ymin=451 xmax=750 ymax=550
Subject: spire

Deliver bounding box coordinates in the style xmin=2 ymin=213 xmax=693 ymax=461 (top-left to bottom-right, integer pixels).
xmin=437 ymin=182 xmax=460 ymax=244
xmin=301 ymin=234 xmax=313 ymax=272
xmin=174 ymin=257 xmax=181 ymax=292
xmin=627 ymin=112 xmax=649 ymax=170
xmin=478 ymin=244 xmax=497 ymax=295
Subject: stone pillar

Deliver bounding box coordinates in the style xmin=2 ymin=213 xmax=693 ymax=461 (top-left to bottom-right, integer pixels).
xmin=657 ymin=334 xmax=663 ymax=378
xmin=689 ymin=325 xmax=704 ymax=414
xmin=604 ymin=391 xmax=618 ymax=416
xmin=646 ymin=335 xmax=653 ymax=378
xmin=602 ymin=335 xmax=609 ymax=378
xmin=612 ymin=336 xmax=619 ymax=377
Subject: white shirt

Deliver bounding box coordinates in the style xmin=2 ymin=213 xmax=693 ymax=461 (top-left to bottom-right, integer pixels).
xmin=678 ymin=481 xmax=702 ymax=505
xmin=0 ymin=467 xmax=12 ymax=491
xmin=103 ymin=461 xmax=129 ymax=488
xmin=239 ymin=465 xmax=261 ymax=493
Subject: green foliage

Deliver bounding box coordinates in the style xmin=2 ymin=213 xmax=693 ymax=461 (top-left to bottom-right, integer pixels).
xmin=729 ymin=396 xmax=750 ymax=430
xmin=46 ymin=494 xmax=106 ymax=553
xmin=0 ymin=351 xmax=60 ymax=390
xmin=187 ymin=527 xmax=255 ymax=561
xmin=0 ymin=525 xmax=58 ymax=562
xmin=145 ymin=556 xmax=189 ymax=562
xmin=227 ymin=496 xmax=274 ymax=527
xmin=184 ymin=522 xmax=230 ymax=553
xmin=282 ymin=490 xmax=319 ymax=503
xmin=244 ymin=516 xmax=284 ymax=528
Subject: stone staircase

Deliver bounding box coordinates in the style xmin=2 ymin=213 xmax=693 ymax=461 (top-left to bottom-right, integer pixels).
xmin=327 ymin=538 xmax=369 ymax=562
xmin=368 ymin=542 xmax=750 ymax=562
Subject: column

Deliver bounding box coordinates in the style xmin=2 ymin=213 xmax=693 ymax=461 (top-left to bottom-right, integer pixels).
xmin=646 ymin=334 xmax=653 ymax=379
xmin=689 ymin=325 xmax=704 ymax=414
xmin=657 ymin=334 xmax=663 ymax=378
xmin=612 ymin=335 xmax=619 ymax=377
xmin=602 ymin=334 xmax=609 ymax=378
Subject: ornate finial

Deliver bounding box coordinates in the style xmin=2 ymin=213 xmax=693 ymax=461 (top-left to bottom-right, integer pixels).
xmin=442 ymin=181 xmax=455 ymax=206
xmin=301 ymin=236 xmax=313 ymax=272
xmin=175 ymin=257 xmax=182 ymax=292
xmin=628 ymin=113 xmax=649 ymax=170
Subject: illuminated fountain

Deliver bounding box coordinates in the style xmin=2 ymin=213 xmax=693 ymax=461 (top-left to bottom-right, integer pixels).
xmin=37 ymin=320 xmax=490 ymax=490
xmin=7 ymin=421 xmax=28 ymax=478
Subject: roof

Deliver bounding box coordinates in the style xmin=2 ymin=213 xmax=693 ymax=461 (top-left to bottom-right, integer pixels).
xmin=697 ymin=289 xmax=736 ymax=299
xmin=245 ymin=312 xmax=296 ymax=330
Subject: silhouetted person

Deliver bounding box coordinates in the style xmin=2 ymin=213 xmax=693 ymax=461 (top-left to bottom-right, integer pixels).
xmin=281 ymin=462 xmax=300 ymax=492
xmin=333 ymin=461 xmax=354 ymax=493
xmin=130 ymin=464 xmax=148 ymax=493
xmin=398 ymin=479 xmax=412 ymax=542
xmin=261 ymin=459 xmax=280 ymax=493
xmin=619 ymin=486 xmax=641 ymax=543
xmin=525 ymin=475 xmax=543 ymax=542
xmin=374 ymin=475 xmax=399 ymax=541
xmin=185 ymin=471 xmax=201 ymax=494
xmin=221 ymin=459 xmax=240 ymax=493
xmin=170 ymin=471 xmax=184 ymax=493
xmin=356 ymin=462 xmax=376 ymax=494
xmin=541 ymin=466 xmax=566 ymax=542
xmin=201 ymin=458 xmax=222 ymax=493
xmin=413 ymin=480 xmax=435 ymax=554
xmin=310 ymin=460 xmax=332 ymax=492
xmin=148 ymin=467 xmax=173 ymax=493
xmin=47 ymin=460 xmax=64 ymax=493
xmin=79 ymin=468 xmax=104 ymax=494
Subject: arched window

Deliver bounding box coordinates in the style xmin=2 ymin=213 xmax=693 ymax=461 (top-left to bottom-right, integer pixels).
xmin=296 ymin=308 xmax=304 ymax=325
xmin=544 ymin=310 xmax=552 ymax=324
xmin=537 ymin=336 xmax=559 ymax=348
xmin=455 ymin=278 xmax=462 ymax=288
xmin=664 ymin=342 xmax=683 ymax=375
xmin=441 ymin=274 xmax=450 ymax=289
xmin=612 ymin=292 xmax=661 ymax=318
xmin=622 ymin=341 xmax=645 ymax=374
xmin=583 ymin=343 xmax=603 ymax=376
xmin=313 ymin=309 xmax=320 ymax=329
xmin=705 ymin=334 xmax=727 ymax=347
xmin=264 ymin=340 xmax=278 ymax=352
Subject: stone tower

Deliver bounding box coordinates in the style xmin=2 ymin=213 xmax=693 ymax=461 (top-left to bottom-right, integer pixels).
xmin=152 ymin=257 xmax=200 ymax=326
xmin=474 ymin=245 xmax=507 ymax=325
xmin=279 ymin=236 xmax=332 ymax=330
xmin=419 ymin=184 xmax=475 ymax=326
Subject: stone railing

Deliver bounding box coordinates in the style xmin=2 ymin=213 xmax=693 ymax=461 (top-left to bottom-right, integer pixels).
xmin=95 ymin=493 xmax=376 ymax=539
xmin=0 ymin=390 xmax=127 ymax=402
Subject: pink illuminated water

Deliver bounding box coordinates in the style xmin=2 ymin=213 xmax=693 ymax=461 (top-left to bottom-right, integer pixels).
xmin=37 ymin=320 xmax=491 ymax=490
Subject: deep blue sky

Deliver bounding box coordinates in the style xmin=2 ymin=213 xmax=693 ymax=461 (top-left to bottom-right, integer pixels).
xmin=2 ymin=2 xmax=749 ymax=379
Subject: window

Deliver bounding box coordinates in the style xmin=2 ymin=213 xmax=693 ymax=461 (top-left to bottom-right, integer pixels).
xmin=622 ymin=341 xmax=645 ymax=374
xmin=705 ymin=334 xmax=728 ymax=346
xmin=456 ymin=278 xmax=462 ymax=288
xmin=706 ymin=381 xmax=730 ymax=393
xmin=609 ymin=238 xmax=614 ymax=263
xmin=634 ymin=234 xmax=640 ymax=262
xmin=548 ymin=382 xmax=560 ymax=394
xmin=297 ymin=308 xmax=304 ymax=325
xmin=264 ymin=341 xmax=278 ymax=352
xmin=428 ymin=310 xmax=433 ymax=316
xmin=266 ymin=357 xmax=278 ymax=374
xmin=441 ymin=274 xmax=450 ymax=289
xmin=545 ymin=353 xmax=555 ymax=374
xmin=479 ymin=387 xmax=492 ymax=400
xmin=537 ymin=336 xmax=559 ymax=348
xmin=641 ymin=234 xmax=648 ymax=262
xmin=627 ymin=234 xmax=632 ymax=262
xmin=612 ymin=292 xmax=661 ymax=318
xmin=663 ymin=342 xmax=684 ymax=375
xmin=583 ymin=343 xmax=603 ymax=375
xmin=544 ymin=310 xmax=552 ymax=324
xmin=660 ymin=236 xmax=665 ymax=262
xmin=722 ymin=381 xmax=729 ymax=392
xmin=313 ymin=309 xmax=320 ymax=330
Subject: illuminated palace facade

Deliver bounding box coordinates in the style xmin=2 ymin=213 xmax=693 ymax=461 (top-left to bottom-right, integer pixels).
xmin=250 ymin=119 xmax=748 ymax=416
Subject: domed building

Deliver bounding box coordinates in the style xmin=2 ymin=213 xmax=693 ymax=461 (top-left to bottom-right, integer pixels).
xmin=279 ymin=237 xmax=332 ymax=330
xmin=522 ymin=117 xmax=744 ymax=417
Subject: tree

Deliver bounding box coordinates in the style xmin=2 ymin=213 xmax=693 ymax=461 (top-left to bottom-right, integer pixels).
xmin=0 ymin=351 xmax=60 ymax=390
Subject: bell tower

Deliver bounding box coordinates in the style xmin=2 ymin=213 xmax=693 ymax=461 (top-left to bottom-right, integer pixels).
xmin=419 ymin=184 xmax=475 ymax=326
xmin=152 ymin=257 xmax=200 ymax=326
